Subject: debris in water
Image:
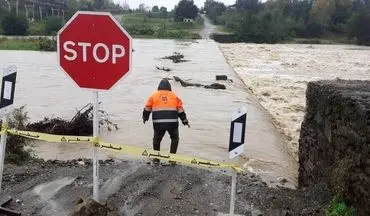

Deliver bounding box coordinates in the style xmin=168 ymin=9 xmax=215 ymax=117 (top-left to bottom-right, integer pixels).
xmin=161 ymin=52 xmax=189 ymax=63
xmin=155 ymin=66 xmax=172 ymax=72
xmin=278 ymin=177 xmax=288 ymax=185
xmin=204 ymin=83 xmax=226 ymax=90
xmin=27 ymin=103 xmax=118 ymax=136
xmin=78 ymin=161 xmax=86 ymax=166
xmin=216 ymin=75 xmax=228 ymax=81
xmin=173 ymin=76 xmax=226 ymax=90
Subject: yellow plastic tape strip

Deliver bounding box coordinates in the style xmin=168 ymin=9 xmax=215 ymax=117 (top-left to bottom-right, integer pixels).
xmin=8 ymin=129 xmax=91 ymax=143
xmin=4 ymin=129 xmax=243 ymax=172
xmin=0 ymin=123 xmax=8 ymax=135
xmin=99 ymin=141 xmax=244 ymax=173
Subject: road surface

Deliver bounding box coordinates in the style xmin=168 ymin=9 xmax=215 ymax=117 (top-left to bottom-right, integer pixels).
xmin=199 ymin=14 xmax=218 ymax=39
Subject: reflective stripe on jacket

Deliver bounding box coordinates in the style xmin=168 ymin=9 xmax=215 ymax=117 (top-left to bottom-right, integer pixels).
xmin=145 ymin=90 xmax=184 ymax=124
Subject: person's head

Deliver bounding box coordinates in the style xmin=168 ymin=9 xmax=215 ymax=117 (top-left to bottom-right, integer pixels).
xmin=157 ymin=78 xmax=172 ymax=91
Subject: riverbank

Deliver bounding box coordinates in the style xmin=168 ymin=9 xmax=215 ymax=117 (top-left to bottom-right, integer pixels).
xmin=219 ymin=43 xmax=370 ymax=161
xmin=121 ymin=13 xmax=203 ymax=40
xmin=0 ymin=37 xmax=56 ymax=51
xmin=2 ymin=158 xmax=329 ymax=215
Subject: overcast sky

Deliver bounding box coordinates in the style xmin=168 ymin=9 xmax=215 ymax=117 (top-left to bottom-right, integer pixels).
xmin=113 ymin=0 xmax=237 ymax=10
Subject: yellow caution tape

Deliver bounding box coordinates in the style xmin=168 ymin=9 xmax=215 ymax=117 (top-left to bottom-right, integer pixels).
xmin=98 ymin=141 xmax=243 ymax=172
xmin=8 ymin=129 xmax=91 ymax=143
xmin=1 ymin=128 xmax=243 ymax=173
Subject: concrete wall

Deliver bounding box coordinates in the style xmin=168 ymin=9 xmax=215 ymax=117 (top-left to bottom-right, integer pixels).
xmin=298 ymin=80 xmax=370 ymax=216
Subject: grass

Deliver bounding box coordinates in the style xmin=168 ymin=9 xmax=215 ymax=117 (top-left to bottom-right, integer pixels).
xmin=0 ymin=37 xmax=56 ymax=51
xmin=121 ymin=13 xmax=203 ymax=39
xmin=216 ymin=25 xmax=234 ymax=34
xmin=325 ymin=198 xmax=355 ymax=216
xmin=0 ymin=37 xmax=40 ymax=50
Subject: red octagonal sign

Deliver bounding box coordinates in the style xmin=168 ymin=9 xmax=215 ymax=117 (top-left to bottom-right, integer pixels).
xmin=57 ymin=11 xmax=132 ymax=90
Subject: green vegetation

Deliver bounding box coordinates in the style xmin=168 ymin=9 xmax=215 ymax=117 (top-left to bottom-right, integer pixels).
xmin=325 ymin=198 xmax=355 ymax=216
xmin=1 ymin=13 xmax=29 ymax=36
xmin=122 ymin=13 xmax=202 ymax=39
xmin=44 ymin=17 xmax=63 ymax=35
xmin=5 ymin=106 xmax=32 ymax=164
xmin=0 ymin=0 xmax=204 ymax=45
xmin=204 ymin=0 xmax=370 ymax=45
xmin=174 ymin=0 xmax=199 ymax=21
xmin=0 ymin=37 xmax=56 ymax=51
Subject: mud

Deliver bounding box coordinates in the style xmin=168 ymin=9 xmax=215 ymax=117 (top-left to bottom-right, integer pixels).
xmin=1 ymin=159 xmax=329 ymax=216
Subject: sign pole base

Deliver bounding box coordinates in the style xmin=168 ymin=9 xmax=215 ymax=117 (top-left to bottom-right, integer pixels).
xmin=93 ymin=91 xmax=99 ymax=202
xmin=0 ymin=114 xmax=9 ymax=194
xmin=229 ymin=169 xmax=237 ymax=215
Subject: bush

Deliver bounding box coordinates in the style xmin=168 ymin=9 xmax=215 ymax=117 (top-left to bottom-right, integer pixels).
xmin=348 ymin=10 xmax=370 ymax=46
xmin=325 ymin=198 xmax=355 ymax=216
xmin=29 ymin=21 xmax=46 ymax=35
xmin=4 ymin=106 xmax=33 ymax=164
xmin=45 ymin=17 xmax=63 ymax=35
xmin=125 ymin=24 xmax=155 ymax=36
xmin=38 ymin=37 xmax=57 ymax=51
xmin=1 ymin=13 xmax=29 ymax=35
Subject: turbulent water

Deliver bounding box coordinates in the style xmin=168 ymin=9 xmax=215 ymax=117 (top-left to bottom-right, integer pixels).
xmin=0 ymin=39 xmax=298 ymax=188
xmin=220 ymin=43 xmax=370 ymax=160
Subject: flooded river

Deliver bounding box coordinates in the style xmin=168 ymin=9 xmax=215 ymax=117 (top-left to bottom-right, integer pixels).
xmin=0 ymin=39 xmax=297 ymax=187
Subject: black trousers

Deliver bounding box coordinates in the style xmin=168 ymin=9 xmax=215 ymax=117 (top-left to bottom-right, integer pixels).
xmin=153 ymin=127 xmax=179 ymax=154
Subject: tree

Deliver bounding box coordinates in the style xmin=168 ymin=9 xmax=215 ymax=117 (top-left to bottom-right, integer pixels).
xmin=330 ymin=0 xmax=352 ymax=33
xmin=174 ymin=0 xmax=199 ymax=21
xmin=204 ymin=0 xmax=226 ymax=23
xmin=138 ymin=3 xmax=145 ymax=12
xmin=93 ymin=0 xmax=106 ymax=10
xmin=123 ymin=3 xmax=130 ymax=11
xmin=160 ymin=6 xmax=168 ymax=13
xmin=1 ymin=13 xmax=29 ymax=35
xmin=236 ymin=0 xmax=261 ymax=13
xmin=348 ymin=5 xmax=370 ymax=45
xmin=152 ymin=5 xmax=159 ymax=12
xmin=45 ymin=16 xmax=63 ymax=35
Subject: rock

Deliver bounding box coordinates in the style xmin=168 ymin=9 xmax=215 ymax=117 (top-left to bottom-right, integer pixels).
xmin=237 ymin=189 xmax=242 ymax=194
xmin=16 ymin=199 xmax=22 ymax=204
xmin=74 ymin=198 xmax=84 ymax=205
xmin=71 ymin=199 xmax=116 ymax=216
xmin=216 ymin=75 xmax=228 ymax=81
xmin=262 ymin=91 xmax=271 ymax=97
xmin=299 ymin=80 xmax=370 ymax=215
xmin=278 ymin=177 xmax=288 ymax=185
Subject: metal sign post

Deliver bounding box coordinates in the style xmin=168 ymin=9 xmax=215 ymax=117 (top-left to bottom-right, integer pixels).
xmin=92 ymin=91 xmax=99 ymax=201
xmin=0 ymin=66 xmax=17 ymax=194
xmin=228 ymin=107 xmax=247 ymax=216
xmin=57 ymin=11 xmax=132 ymax=202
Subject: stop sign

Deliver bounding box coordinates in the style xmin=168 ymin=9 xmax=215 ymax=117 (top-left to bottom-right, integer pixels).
xmin=57 ymin=11 xmax=132 ymax=90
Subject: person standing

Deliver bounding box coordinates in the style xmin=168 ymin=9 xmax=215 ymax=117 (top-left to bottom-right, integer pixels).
xmin=142 ymin=79 xmax=189 ymax=164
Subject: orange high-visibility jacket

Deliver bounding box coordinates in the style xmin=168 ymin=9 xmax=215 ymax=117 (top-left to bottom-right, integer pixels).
xmin=144 ymin=90 xmax=185 ymax=124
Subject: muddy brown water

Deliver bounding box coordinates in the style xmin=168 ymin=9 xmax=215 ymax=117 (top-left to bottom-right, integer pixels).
xmin=0 ymin=39 xmax=298 ymax=188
